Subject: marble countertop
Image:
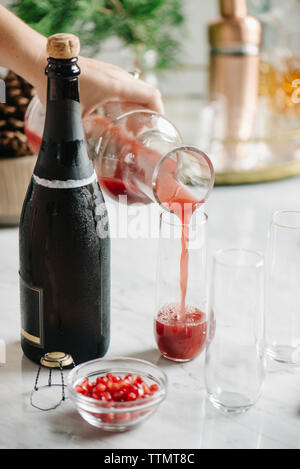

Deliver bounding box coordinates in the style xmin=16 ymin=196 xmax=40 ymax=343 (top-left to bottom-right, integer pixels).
xmin=1 ymin=175 xmax=300 ymax=449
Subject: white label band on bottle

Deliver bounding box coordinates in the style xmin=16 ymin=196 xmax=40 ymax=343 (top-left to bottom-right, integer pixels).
xmin=33 ymin=171 xmax=97 ymax=189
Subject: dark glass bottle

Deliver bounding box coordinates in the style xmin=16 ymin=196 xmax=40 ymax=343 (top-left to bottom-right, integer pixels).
xmin=19 ymin=34 xmax=110 ymax=365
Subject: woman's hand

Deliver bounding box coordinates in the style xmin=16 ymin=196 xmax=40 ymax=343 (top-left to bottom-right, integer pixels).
xmin=35 ymin=55 xmax=164 ymax=117
xmin=0 ymin=6 xmax=164 ymax=117
xmin=78 ymin=57 xmax=164 ymax=117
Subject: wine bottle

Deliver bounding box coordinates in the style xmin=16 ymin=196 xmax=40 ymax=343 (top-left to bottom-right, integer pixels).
xmin=19 ymin=33 xmax=110 ymax=365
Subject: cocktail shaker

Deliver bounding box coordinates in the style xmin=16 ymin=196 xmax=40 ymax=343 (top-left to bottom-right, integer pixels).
xmin=208 ymin=0 xmax=262 ymax=143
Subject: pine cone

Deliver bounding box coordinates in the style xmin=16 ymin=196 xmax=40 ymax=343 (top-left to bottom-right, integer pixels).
xmin=0 ymin=130 xmax=29 ymax=156
xmin=0 ymin=71 xmax=36 ymax=158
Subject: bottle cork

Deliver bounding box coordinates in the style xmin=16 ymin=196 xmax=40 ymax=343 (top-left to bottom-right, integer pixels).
xmin=47 ymin=33 xmax=80 ymax=59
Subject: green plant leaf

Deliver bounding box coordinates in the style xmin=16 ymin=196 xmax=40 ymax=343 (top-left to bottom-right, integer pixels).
xmin=10 ymin=0 xmax=186 ymax=68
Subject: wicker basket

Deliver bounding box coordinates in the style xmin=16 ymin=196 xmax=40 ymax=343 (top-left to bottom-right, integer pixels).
xmin=0 ymin=155 xmax=36 ymax=226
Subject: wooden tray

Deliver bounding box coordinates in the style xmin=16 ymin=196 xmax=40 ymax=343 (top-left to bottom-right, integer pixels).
xmin=215 ymin=160 xmax=300 ymax=185
xmin=0 ymin=155 xmax=36 ymax=226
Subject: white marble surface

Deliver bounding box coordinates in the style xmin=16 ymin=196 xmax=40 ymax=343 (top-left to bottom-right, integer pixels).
xmin=1 ymin=176 xmax=300 ymax=449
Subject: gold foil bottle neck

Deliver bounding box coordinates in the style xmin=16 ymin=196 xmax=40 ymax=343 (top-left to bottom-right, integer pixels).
xmin=47 ymin=33 xmax=80 ymax=59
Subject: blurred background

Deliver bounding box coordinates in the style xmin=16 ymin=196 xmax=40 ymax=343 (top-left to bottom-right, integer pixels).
xmin=0 ymin=0 xmax=300 ymax=222
xmin=1 ymin=0 xmax=217 ymax=71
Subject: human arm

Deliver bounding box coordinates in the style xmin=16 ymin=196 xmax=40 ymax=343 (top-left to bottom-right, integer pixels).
xmin=0 ymin=5 xmax=164 ymax=115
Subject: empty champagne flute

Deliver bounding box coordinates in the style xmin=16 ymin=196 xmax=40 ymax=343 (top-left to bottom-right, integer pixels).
xmin=265 ymin=210 xmax=300 ymax=365
xmin=204 ymin=248 xmax=266 ymax=413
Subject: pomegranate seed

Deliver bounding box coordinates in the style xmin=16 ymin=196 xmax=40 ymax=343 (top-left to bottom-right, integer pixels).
xmin=142 ymin=383 xmax=151 ymax=394
xmin=126 ymin=392 xmax=137 ymax=401
xmin=112 ymin=391 xmax=124 ymax=401
xmin=82 ymin=378 xmax=89 ymax=389
xmin=112 ymin=375 xmax=121 ymax=383
xmin=95 ymin=383 xmax=106 ymax=393
xmin=150 ymin=384 xmax=159 ymax=393
xmin=75 ymin=374 xmax=159 ymax=404
xmin=103 ymin=413 xmax=115 ymax=423
xmin=75 ymin=385 xmax=84 ymax=393
xmin=101 ymin=391 xmax=112 ymax=401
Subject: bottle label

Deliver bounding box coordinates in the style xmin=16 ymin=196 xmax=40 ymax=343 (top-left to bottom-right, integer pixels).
xmin=33 ymin=171 xmax=97 ymax=190
xmin=19 ymin=276 xmax=44 ymax=347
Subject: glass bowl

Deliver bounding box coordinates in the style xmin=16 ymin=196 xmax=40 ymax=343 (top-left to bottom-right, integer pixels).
xmin=67 ymin=357 xmax=168 ymax=432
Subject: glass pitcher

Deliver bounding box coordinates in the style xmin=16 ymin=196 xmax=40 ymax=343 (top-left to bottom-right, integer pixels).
xmin=25 ymin=97 xmax=215 ymax=212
